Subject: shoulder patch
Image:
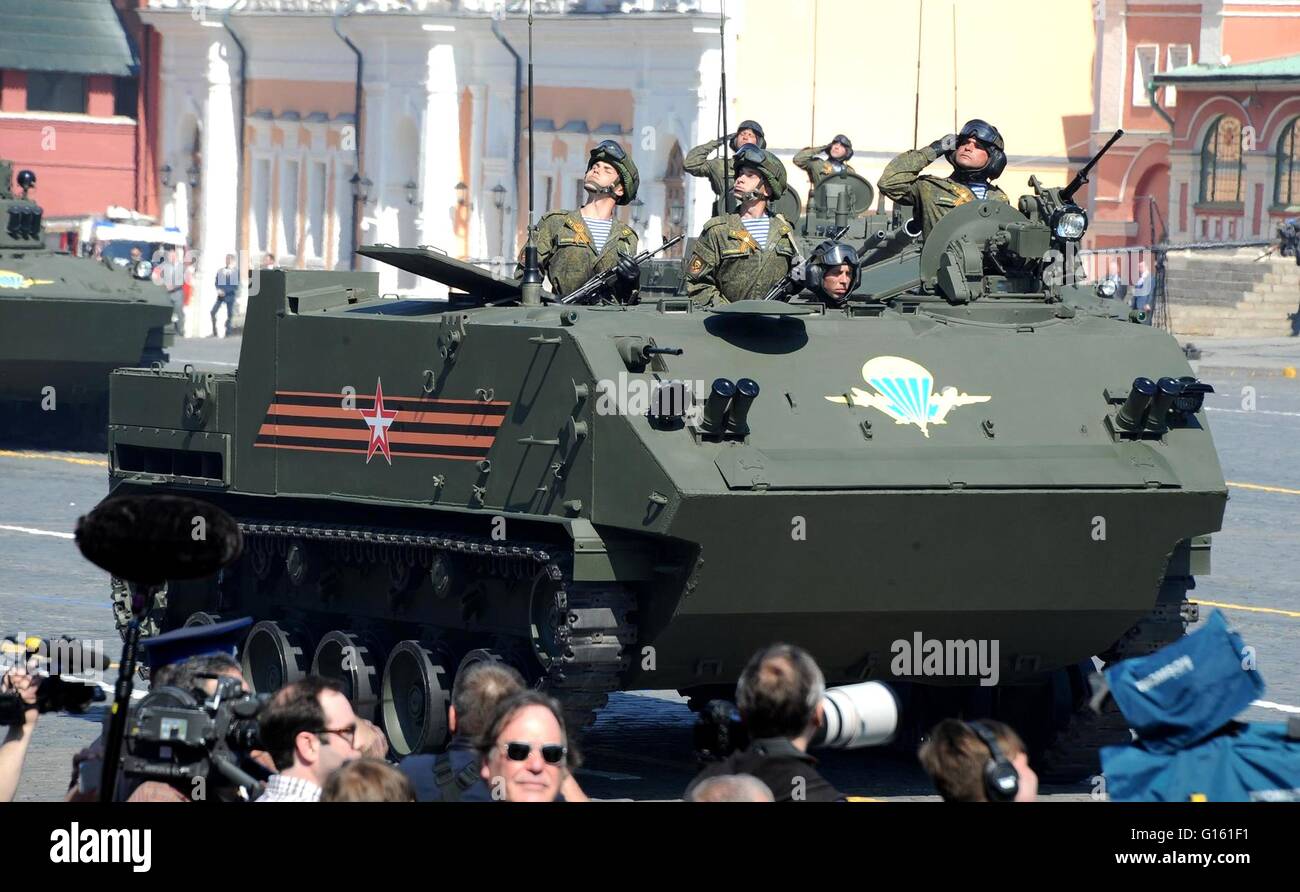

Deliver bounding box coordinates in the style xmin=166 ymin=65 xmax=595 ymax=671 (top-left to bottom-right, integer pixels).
xmin=688 ymin=254 xmax=705 ymax=276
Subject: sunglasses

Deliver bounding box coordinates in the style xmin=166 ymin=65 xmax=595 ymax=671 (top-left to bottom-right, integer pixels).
xmin=592 ymin=139 xmax=626 ymax=161
xmin=503 ymin=741 xmax=567 ymax=764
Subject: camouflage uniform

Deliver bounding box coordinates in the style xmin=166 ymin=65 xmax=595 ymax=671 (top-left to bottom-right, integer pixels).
xmin=526 ymin=210 xmax=639 ymax=300
xmin=793 ymin=147 xmax=857 ymax=189
xmin=878 ymin=143 xmax=1010 ymax=239
xmin=684 ymin=136 xmax=734 ymax=198
xmin=685 ymin=212 xmax=799 ymax=306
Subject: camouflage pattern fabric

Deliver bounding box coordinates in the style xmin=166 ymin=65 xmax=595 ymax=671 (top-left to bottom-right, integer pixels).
xmin=685 ymin=212 xmax=799 ymax=306
xmin=684 ymin=136 xmax=732 ymax=197
xmin=793 ymin=146 xmax=858 ymax=190
xmin=520 ymin=209 xmax=639 ymax=301
xmin=878 ymin=144 xmax=1010 ymax=239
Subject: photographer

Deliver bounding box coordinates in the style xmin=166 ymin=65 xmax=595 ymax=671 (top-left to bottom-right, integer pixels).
xmin=67 ymin=618 xmax=257 ymax=802
xmin=256 ymin=676 xmax=362 ymax=802
xmin=686 ymin=644 xmax=845 ymax=802
xmin=686 ymin=774 xmax=774 ymax=803
xmin=0 ymin=668 xmax=39 ymax=802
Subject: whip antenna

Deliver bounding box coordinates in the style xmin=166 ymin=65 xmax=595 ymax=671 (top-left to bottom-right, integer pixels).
xmin=519 ymin=0 xmax=542 ymax=305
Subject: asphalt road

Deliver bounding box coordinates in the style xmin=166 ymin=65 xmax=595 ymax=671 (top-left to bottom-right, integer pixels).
xmin=2 ymin=335 xmax=1297 ymax=802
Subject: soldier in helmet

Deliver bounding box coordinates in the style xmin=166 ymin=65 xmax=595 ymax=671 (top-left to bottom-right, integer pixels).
xmin=684 ymin=119 xmax=766 ymax=204
xmin=793 ymin=134 xmax=857 ymax=190
xmin=686 ymin=146 xmax=800 ymax=306
xmin=523 ymin=139 xmax=641 ymax=302
xmin=879 ymin=119 xmax=1010 ymax=239
xmin=793 ymin=240 xmax=861 ymax=309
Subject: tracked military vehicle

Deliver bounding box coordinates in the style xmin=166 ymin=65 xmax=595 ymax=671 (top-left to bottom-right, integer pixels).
xmin=0 ymin=163 xmax=171 ymax=448
xmin=99 ymin=151 xmax=1225 ymax=769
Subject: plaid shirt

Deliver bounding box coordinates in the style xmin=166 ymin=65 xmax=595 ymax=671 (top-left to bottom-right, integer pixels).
xmin=255 ymin=774 xmax=321 ymax=802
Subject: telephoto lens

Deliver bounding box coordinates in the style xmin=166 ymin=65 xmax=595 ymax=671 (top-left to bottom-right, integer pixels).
xmin=811 ymin=681 xmax=900 ymax=749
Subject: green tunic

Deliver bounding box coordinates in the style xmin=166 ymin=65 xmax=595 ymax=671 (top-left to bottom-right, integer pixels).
xmin=521 ymin=209 xmax=639 ymax=300
xmin=685 ymin=212 xmax=799 ymax=306
xmin=878 ymin=144 xmax=1010 ymax=239
xmin=684 ymin=136 xmax=732 ymax=196
xmin=792 ymin=146 xmax=858 ymax=189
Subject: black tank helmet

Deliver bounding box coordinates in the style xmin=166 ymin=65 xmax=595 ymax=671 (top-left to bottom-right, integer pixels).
xmin=947 ymin=119 xmax=1006 ymax=181
xmin=730 ymin=119 xmax=767 ymax=152
xmin=805 ymin=240 xmax=861 ymax=304
xmin=829 ymin=134 xmax=853 ymax=161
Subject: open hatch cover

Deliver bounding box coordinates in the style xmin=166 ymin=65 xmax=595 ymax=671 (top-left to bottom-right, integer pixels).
xmin=357 ymin=244 xmax=521 ymax=302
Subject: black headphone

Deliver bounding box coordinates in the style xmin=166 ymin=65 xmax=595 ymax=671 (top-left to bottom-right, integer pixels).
xmin=967 ymin=720 xmax=1019 ymax=802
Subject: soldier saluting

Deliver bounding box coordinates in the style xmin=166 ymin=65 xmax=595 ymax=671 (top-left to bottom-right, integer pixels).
xmin=524 ymin=140 xmax=641 ymax=302
xmin=879 ymin=119 xmax=1010 ymax=239
xmin=684 ymin=119 xmax=766 ymax=207
xmin=686 ymin=146 xmax=800 ymax=306
xmin=793 ymin=134 xmax=857 ymax=190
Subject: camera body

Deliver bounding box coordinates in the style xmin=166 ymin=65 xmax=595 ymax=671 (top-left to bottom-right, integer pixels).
xmin=693 ymin=681 xmax=900 ymax=761
xmin=123 ymin=675 xmax=268 ymax=798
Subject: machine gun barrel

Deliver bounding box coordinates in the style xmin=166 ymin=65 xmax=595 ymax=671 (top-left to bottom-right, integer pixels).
xmin=1061 ymin=129 xmax=1123 ymax=204
xmin=560 ymin=234 xmax=685 ymax=305
xmin=762 ymin=225 xmax=850 ymax=301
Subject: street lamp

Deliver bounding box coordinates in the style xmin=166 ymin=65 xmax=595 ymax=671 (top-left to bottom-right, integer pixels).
xmin=491 ymin=183 xmax=508 ymax=272
xmin=186 ymin=165 xmax=200 ymax=189
xmin=491 ymin=183 xmax=507 ymax=211
xmin=630 ymin=198 xmax=644 ymax=227
xmin=454 ymin=181 xmax=469 ymax=208
xmin=159 ymin=164 xmax=173 ymax=188
xmin=670 ymin=202 xmax=685 ymax=227
xmin=405 ymin=180 xmax=420 ymax=207
xmin=350 ymin=172 xmax=373 ymax=206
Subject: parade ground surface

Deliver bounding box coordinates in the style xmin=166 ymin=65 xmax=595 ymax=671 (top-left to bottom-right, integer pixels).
xmin=4 ymin=335 xmax=1298 ymax=802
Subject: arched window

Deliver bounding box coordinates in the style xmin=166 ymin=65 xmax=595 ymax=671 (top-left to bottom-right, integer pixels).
xmin=1276 ymin=117 xmax=1300 ymax=207
xmin=1200 ymin=115 xmax=1243 ymax=204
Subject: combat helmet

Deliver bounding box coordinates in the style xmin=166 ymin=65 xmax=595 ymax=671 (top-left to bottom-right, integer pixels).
xmin=732 ymin=145 xmax=786 ymax=201
xmin=829 ymin=134 xmax=854 ymax=161
xmin=587 ymin=139 xmax=639 ymax=205
xmin=947 ymin=119 xmax=1006 ymax=181
xmin=805 ymin=240 xmax=861 ymax=304
xmin=730 ymin=119 xmax=767 ymax=151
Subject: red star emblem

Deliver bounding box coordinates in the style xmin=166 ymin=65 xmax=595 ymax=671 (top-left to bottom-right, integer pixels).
xmin=360 ymin=378 xmax=399 ymax=464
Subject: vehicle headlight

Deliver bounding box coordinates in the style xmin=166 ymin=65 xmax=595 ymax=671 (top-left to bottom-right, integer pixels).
xmin=1053 ymin=208 xmax=1087 ymax=240
xmin=1096 ymin=278 xmax=1118 ymax=298
xmin=133 ymin=260 xmax=153 ymax=279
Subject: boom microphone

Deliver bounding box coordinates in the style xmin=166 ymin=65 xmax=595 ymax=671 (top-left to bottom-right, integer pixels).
xmin=75 ymin=495 xmax=243 ymax=586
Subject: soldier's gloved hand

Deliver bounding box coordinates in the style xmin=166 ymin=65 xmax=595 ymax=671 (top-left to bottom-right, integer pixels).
xmin=929 ymin=134 xmax=957 ymax=154
xmin=615 ymin=252 xmax=641 ymax=284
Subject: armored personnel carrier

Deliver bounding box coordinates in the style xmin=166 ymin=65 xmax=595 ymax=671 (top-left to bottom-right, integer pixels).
xmin=0 ymin=162 xmax=171 ymax=448
xmin=98 ymin=164 xmax=1224 ymax=769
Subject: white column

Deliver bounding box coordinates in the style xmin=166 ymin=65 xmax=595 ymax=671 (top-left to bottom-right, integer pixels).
xmin=693 ymin=48 xmax=721 ymax=231
xmin=419 ymin=43 xmax=459 ymax=297
xmin=468 ymin=83 xmax=488 ymax=261
xmin=196 ymin=37 xmax=239 ymax=338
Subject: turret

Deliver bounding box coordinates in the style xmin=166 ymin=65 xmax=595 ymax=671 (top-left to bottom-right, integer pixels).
xmin=1 ymin=162 xmax=46 ymax=251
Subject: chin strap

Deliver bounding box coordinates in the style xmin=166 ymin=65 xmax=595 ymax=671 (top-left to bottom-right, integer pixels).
xmin=584 ymin=182 xmax=618 ymax=198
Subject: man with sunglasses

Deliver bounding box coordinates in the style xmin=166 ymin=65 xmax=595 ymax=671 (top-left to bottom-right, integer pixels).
xmin=793 ymin=134 xmax=857 ymax=190
xmin=525 ymin=139 xmax=641 ymax=303
xmin=879 ymin=118 xmax=1010 ymax=240
xmin=686 ymin=146 xmax=800 ymax=306
xmin=256 ymin=676 xmax=361 ymax=802
xmin=478 ymin=690 xmax=577 ymax=803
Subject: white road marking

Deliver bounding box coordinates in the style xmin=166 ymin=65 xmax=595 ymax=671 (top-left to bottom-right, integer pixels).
xmin=0 ymin=524 xmax=74 ymax=540
xmin=1206 ymin=407 xmax=1300 ymax=418
xmin=1251 ymin=700 xmax=1300 ymax=715
xmin=575 ymin=768 xmax=642 ymax=781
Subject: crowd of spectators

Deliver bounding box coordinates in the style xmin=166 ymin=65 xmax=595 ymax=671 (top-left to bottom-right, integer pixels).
xmin=1 ymin=636 xmax=1051 ymax=804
